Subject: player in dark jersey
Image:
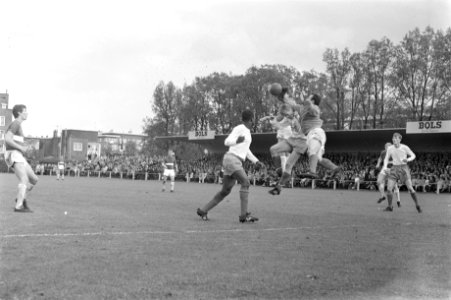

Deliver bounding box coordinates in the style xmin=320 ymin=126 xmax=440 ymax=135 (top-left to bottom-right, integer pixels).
xmin=161 ymin=149 xmax=177 ymax=192
xmin=5 ymin=104 xmax=39 ymax=212
xmin=376 ymin=143 xmax=401 ymax=207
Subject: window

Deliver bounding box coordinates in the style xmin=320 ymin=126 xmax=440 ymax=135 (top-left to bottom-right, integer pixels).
xmin=0 ymin=130 xmax=4 ymax=140
xmin=1 ymin=103 xmax=6 ymax=109
xmin=73 ymin=142 xmax=83 ymax=151
xmin=0 ymin=116 xmax=5 ymax=126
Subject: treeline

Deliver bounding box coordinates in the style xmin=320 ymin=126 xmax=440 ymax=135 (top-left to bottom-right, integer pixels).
xmin=142 ymin=26 xmax=451 ymax=154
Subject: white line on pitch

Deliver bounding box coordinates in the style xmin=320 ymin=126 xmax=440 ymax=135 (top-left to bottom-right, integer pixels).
xmin=1 ymin=224 xmax=363 ymax=239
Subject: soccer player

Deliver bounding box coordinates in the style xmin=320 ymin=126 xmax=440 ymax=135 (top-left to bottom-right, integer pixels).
xmin=197 ymin=109 xmax=265 ymax=223
xmin=269 ymin=93 xmax=340 ymax=195
xmin=161 ymin=149 xmax=177 ymax=192
xmin=57 ymin=158 xmax=65 ymax=180
xmin=382 ymin=132 xmax=421 ymax=213
xmin=376 ymin=143 xmax=401 ymax=207
xmin=5 ymin=104 xmax=39 ymax=212
xmin=260 ymin=87 xmax=293 ymax=173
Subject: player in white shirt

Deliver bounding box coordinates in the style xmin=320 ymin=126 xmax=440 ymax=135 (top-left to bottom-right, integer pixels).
xmin=57 ymin=160 xmax=65 ymax=180
xmin=382 ymin=132 xmax=421 ymax=213
xmin=197 ymin=109 xmax=265 ymax=223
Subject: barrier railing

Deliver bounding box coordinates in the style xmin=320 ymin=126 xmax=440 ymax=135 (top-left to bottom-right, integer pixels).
xmin=0 ymin=169 xmax=449 ymax=194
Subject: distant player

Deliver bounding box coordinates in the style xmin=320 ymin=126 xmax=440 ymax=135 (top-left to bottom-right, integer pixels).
xmin=5 ymin=104 xmax=39 ymax=212
xmin=57 ymin=159 xmax=65 ymax=180
xmin=197 ymin=109 xmax=265 ymax=223
xmin=382 ymin=132 xmax=421 ymax=213
xmin=161 ymin=149 xmax=177 ymax=192
xmin=376 ymin=143 xmax=401 ymax=207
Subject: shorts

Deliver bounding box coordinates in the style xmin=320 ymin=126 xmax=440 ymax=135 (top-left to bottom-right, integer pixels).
xmin=387 ymin=165 xmax=411 ymax=183
xmin=222 ymin=152 xmax=244 ymax=176
xmin=286 ymin=136 xmax=308 ymax=154
xmin=307 ymin=127 xmax=326 ymax=158
xmin=276 ymin=127 xmax=292 ymax=140
xmin=5 ymin=150 xmax=27 ymax=168
xmin=377 ymin=168 xmax=390 ymax=183
xmin=163 ymin=169 xmax=175 ymax=177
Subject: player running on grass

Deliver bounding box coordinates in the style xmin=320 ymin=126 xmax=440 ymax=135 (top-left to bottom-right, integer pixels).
xmin=197 ymin=109 xmax=265 ymax=223
xmin=382 ymin=132 xmax=421 ymax=213
xmin=5 ymin=104 xmax=39 ymax=212
xmin=376 ymin=142 xmax=401 ymax=207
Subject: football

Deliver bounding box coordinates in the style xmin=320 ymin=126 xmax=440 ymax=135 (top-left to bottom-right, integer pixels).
xmin=269 ymin=83 xmax=283 ymax=96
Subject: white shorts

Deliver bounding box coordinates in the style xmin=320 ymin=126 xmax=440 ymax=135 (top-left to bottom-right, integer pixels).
xmin=307 ymin=127 xmax=326 ymax=159
xmin=276 ymin=127 xmax=292 ymax=140
xmin=163 ymin=169 xmax=175 ymax=178
xmin=5 ymin=150 xmax=27 ymax=168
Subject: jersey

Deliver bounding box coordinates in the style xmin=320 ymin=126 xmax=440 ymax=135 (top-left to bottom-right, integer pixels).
xmin=224 ymin=124 xmax=258 ymax=163
xmin=164 ymin=155 xmax=176 ymax=170
xmin=299 ymin=104 xmax=323 ymax=135
xmin=58 ymin=161 xmax=65 ymax=170
xmin=384 ymin=144 xmax=415 ymax=168
xmin=5 ymin=120 xmax=25 ymax=151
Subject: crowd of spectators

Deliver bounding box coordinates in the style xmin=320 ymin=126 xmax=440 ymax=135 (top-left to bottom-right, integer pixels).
xmin=13 ymin=151 xmax=449 ymax=194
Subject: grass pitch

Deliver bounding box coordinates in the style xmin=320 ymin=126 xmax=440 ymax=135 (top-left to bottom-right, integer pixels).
xmin=1 ymin=174 xmax=450 ymax=300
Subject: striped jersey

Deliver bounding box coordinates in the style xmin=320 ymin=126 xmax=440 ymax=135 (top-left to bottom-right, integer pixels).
xmin=5 ymin=120 xmax=25 ymax=151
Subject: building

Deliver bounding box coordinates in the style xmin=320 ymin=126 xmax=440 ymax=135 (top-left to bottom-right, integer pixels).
xmin=61 ymin=129 xmax=100 ymax=162
xmin=98 ymin=132 xmax=147 ymax=156
xmin=0 ymin=93 xmax=13 ymax=155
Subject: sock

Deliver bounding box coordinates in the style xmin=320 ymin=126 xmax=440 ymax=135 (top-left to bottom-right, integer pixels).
xmin=170 ymin=181 xmax=174 ymax=191
xmin=279 ymin=172 xmax=291 ymax=186
xmin=386 ymin=192 xmax=393 ymax=207
xmin=309 ymin=155 xmax=319 ymax=173
xmin=240 ymin=189 xmax=249 ymax=217
xmin=16 ymin=184 xmax=27 ymax=209
xmin=410 ymin=191 xmax=419 ymax=206
xmin=318 ymin=158 xmax=338 ymax=171
xmin=280 ymin=155 xmax=287 ymax=173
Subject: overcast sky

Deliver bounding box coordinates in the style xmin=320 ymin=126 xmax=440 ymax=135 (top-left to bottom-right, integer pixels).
xmin=1 ymin=0 xmax=450 ymax=137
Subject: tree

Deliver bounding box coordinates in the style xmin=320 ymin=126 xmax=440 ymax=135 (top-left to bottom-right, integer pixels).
xmin=390 ymin=27 xmax=439 ymax=121
xmin=323 ymin=48 xmax=352 ymax=129
xmin=124 ymin=140 xmax=138 ymax=157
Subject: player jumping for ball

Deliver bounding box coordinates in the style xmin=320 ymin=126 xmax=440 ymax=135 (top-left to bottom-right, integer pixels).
xmin=382 ymin=132 xmax=421 ymax=213
xmin=197 ymin=109 xmax=265 ymax=223
xmin=5 ymin=104 xmax=39 ymax=212
xmin=269 ymin=92 xmax=340 ymax=195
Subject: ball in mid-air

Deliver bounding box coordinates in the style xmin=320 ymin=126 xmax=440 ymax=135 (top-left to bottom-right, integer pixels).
xmin=269 ymin=83 xmax=283 ymax=96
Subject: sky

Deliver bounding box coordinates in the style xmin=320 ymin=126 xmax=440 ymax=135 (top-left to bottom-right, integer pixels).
xmin=0 ymin=0 xmax=450 ymax=137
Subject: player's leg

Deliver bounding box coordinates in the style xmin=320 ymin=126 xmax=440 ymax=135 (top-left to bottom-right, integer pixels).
xmin=394 ymin=183 xmax=401 ymax=207
xmin=405 ymin=178 xmax=421 ymax=213
xmin=269 ymin=150 xmax=300 ymax=195
xmin=376 ymin=172 xmax=387 ymax=203
xmin=12 ymin=163 xmax=31 ymax=212
xmin=280 ymin=153 xmax=288 ymax=173
xmin=24 ymin=162 xmax=38 ymax=204
xmin=270 ymin=140 xmax=291 ymax=173
xmin=232 ymin=169 xmax=258 ymax=222
xmin=384 ymin=179 xmax=396 ymax=211
xmin=169 ymin=172 xmax=175 ymax=192
xmin=199 ymin=175 xmax=235 ymax=217
xmin=162 ymin=174 xmax=167 ymax=191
